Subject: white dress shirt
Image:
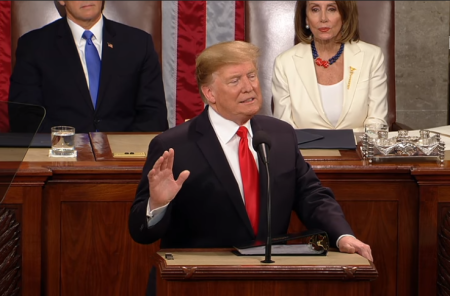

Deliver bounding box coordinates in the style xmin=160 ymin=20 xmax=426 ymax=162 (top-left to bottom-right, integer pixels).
xmin=66 ymin=16 xmax=103 ymax=89
xmin=207 ymin=106 xmax=259 ymax=200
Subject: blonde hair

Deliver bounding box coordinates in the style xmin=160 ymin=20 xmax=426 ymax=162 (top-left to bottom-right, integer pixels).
xmin=195 ymin=41 xmax=260 ymax=104
xmin=294 ymin=1 xmax=360 ymax=44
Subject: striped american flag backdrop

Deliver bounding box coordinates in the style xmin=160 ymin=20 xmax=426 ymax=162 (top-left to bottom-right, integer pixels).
xmin=0 ymin=1 xmax=245 ymax=131
xmin=162 ymin=1 xmax=245 ymax=128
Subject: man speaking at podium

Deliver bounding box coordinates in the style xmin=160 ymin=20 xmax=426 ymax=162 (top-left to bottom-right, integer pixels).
xmin=129 ymin=41 xmax=372 ymax=290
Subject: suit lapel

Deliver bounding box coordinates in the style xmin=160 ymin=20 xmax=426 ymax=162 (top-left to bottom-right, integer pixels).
xmin=195 ymin=108 xmax=255 ymax=237
xmin=293 ymin=44 xmax=331 ymax=126
xmin=95 ymin=17 xmax=116 ymax=113
xmin=56 ymin=19 xmax=92 ymax=110
xmin=337 ymin=42 xmax=363 ymax=127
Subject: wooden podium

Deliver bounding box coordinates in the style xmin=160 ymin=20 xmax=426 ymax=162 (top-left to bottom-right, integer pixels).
xmin=152 ymin=249 xmax=378 ymax=296
xmin=7 ymin=132 xmax=432 ymax=296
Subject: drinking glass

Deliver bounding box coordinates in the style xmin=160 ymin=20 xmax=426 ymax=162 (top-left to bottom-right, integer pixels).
xmin=50 ymin=126 xmax=76 ymax=157
xmin=364 ymin=123 xmax=388 ymax=143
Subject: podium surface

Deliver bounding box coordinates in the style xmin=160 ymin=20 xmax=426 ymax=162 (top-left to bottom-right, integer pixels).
xmin=153 ymin=249 xmax=377 ymax=296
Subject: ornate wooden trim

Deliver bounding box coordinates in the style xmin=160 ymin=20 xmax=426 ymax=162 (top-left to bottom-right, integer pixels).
xmin=0 ymin=208 xmax=21 ymax=296
xmin=153 ymin=250 xmax=377 ymax=281
xmin=342 ymin=266 xmax=358 ymax=279
xmin=438 ymin=208 xmax=450 ymax=296
xmin=181 ymin=267 xmax=197 ymax=279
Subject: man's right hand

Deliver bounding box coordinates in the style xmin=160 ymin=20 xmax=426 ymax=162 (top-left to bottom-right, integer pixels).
xmin=148 ymin=148 xmax=190 ymax=209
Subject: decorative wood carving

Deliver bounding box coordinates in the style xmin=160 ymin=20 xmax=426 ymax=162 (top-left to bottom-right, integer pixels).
xmin=438 ymin=208 xmax=450 ymax=296
xmin=181 ymin=267 xmax=197 ymax=279
xmin=342 ymin=266 xmax=358 ymax=279
xmin=0 ymin=208 xmax=21 ymax=296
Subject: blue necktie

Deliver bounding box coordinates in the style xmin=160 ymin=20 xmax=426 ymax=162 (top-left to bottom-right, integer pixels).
xmin=82 ymin=30 xmax=101 ymax=109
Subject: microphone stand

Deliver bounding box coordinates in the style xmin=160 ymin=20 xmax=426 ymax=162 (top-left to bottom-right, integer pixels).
xmin=260 ymin=145 xmax=274 ymax=264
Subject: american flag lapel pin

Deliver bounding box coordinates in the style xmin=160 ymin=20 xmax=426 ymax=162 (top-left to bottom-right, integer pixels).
xmin=107 ymin=42 xmax=113 ymax=49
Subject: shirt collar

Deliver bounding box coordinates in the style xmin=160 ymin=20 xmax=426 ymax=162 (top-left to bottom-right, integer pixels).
xmin=208 ymin=106 xmax=253 ymax=144
xmin=67 ymin=15 xmax=104 ymax=45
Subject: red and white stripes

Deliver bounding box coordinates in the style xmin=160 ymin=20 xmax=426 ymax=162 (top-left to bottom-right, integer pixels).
xmin=162 ymin=1 xmax=245 ymax=128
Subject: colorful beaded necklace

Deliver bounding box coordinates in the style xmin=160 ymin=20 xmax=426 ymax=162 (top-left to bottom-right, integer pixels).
xmin=311 ymin=41 xmax=345 ymax=68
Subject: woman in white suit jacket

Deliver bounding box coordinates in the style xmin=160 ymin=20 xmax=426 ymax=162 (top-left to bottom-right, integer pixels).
xmin=272 ymin=1 xmax=388 ymax=133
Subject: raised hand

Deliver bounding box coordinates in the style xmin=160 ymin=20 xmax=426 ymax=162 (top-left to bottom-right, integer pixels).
xmin=148 ymin=148 xmax=190 ymax=210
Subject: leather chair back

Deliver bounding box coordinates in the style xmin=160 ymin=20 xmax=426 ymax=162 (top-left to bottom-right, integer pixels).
xmin=246 ymin=1 xmax=395 ymax=127
xmin=11 ymin=1 xmax=162 ymax=68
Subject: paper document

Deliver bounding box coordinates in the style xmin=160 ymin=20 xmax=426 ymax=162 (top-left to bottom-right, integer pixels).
xmin=235 ymin=244 xmax=327 ymax=256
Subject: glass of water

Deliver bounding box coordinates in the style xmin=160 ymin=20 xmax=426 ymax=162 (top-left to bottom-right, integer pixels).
xmin=50 ymin=126 xmax=76 ymax=157
xmin=364 ymin=123 xmax=388 ymax=143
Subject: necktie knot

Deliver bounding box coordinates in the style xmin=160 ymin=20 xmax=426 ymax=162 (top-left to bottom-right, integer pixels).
xmin=236 ymin=126 xmax=248 ymax=139
xmin=82 ymin=30 xmax=95 ymax=45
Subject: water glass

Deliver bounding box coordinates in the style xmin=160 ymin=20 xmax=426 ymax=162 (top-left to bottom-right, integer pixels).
xmin=50 ymin=126 xmax=76 ymax=157
xmin=364 ymin=123 xmax=388 ymax=142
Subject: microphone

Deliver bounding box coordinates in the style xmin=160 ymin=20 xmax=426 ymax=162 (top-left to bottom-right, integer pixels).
xmin=253 ymin=131 xmax=271 ymax=164
xmin=252 ymin=131 xmax=274 ymax=263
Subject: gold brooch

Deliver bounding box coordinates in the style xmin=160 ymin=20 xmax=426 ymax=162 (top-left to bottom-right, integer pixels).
xmin=347 ymin=66 xmax=356 ymax=89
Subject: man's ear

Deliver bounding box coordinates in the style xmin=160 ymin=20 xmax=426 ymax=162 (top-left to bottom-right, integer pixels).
xmin=55 ymin=1 xmax=67 ymax=17
xmin=201 ymin=85 xmax=216 ymax=104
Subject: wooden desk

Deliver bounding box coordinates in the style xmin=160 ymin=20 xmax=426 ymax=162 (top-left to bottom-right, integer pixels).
xmin=89 ymin=132 xmax=157 ymax=161
xmin=0 ymin=133 xmax=93 ymax=296
xmin=153 ymin=249 xmax=377 ymax=296
xmin=2 ymin=167 xmax=51 ymax=296
xmin=291 ymin=161 xmax=418 ymax=296
xmin=2 ymin=132 xmax=448 ymax=296
xmin=412 ymin=166 xmax=450 ymax=296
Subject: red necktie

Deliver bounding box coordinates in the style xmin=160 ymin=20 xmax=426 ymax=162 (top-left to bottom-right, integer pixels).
xmin=236 ymin=126 xmax=260 ymax=235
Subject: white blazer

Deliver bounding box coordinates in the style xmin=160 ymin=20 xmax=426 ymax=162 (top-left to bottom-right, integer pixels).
xmin=272 ymin=41 xmax=388 ymax=133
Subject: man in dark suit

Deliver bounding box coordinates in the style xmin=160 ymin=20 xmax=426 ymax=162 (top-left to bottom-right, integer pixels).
xmin=8 ymin=1 xmax=168 ymax=133
xmin=129 ymin=40 xmax=372 ymax=281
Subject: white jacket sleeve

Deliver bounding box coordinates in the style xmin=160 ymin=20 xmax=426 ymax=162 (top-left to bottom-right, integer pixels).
xmin=271 ymin=55 xmax=298 ymax=128
xmin=363 ymin=47 xmax=389 ymax=128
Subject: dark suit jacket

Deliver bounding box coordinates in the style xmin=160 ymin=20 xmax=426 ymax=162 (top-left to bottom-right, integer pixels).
xmin=129 ymin=107 xmax=354 ymax=249
xmin=8 ymin=16 xmax=168 ymax=133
